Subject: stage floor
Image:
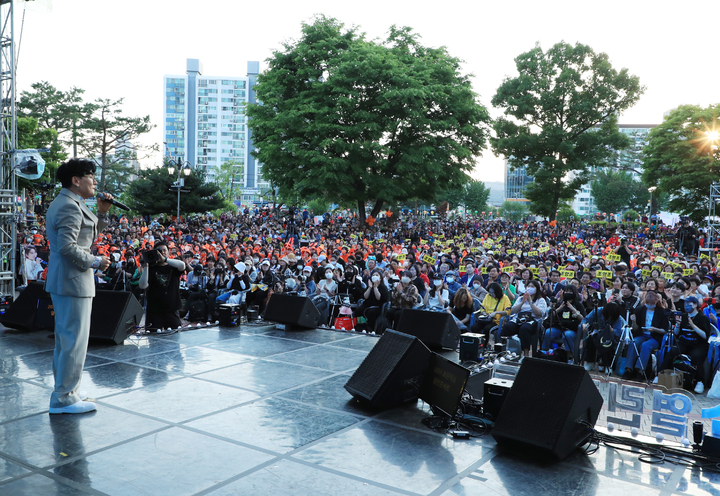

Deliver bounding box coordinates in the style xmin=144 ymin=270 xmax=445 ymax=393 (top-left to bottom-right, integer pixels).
xmin=1 ymin=322 xmax=719 ymax=496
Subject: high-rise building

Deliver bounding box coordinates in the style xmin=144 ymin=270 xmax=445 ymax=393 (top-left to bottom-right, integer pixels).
xmin=163 ymin=59 xmax=269 ymax=205
xmin=504 ymin=158 xmax=533 ymax=202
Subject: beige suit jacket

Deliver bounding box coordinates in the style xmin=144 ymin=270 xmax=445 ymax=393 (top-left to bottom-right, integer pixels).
xmin=45 ymin=189 xmax=109 ymax=297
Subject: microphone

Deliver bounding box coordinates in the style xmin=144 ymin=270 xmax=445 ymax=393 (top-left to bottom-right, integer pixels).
xmin=96 ymin=193 xmax=130 ymax=211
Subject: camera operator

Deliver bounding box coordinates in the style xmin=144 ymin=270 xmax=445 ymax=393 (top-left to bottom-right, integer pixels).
xmin=138 ymin=241 xmax=189 ymax=330
xmin=656 ymin=296 xmax=711 ymax=394
xmin=181 ymin=264 xmax=210 ymax=321
xmin=338 ymin=265 xmax=364 ymax=302
xmin=622 ymin=290 xmax=670 ymax=380
xmin=582 ymin=282 xmax=606 ymax=314
xmin=541 ymin=285 xmax=586 ymax=361
xmin=581 ymin=302 xmax=626 ymax=372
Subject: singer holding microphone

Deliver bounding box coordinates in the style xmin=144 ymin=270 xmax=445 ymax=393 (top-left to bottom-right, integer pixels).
xmin=46 ymin=159 xmax=114 ymax=414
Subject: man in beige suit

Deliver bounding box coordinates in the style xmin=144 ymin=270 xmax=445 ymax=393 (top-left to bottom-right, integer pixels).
xmin=46 ymin=159 xmax=114 ymax=414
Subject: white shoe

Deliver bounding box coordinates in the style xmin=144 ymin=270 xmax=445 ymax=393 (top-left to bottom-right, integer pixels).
xmin=584 ymin=362 xmax=596 ymax=372
xmin=694 ymin=382 xmax=705 ymax=394
xmin=49 ymin=400 xmax=96 ymax=415
xmin=652 ymin=377 xmax=659 ymax=384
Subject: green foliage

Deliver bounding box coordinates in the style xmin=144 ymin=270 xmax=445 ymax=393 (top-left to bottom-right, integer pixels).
xmin=556 ymin=206 xmax=576 ymax=223
xmin=436 ymin=179 xmax=489 ymax=213
xmin=307 ymin=198 xmax=330 ymax=216
xmin=214 ymin=159 xmax=244 ymax=201
xmin=246 ymin=16 xmax=490 ymax=224
xmin=642 ymin=104 xmax=720 ymax=222
xmin=491 ymin=41 xmax=645 ymax=220
xmin=16 ymin=117 xmax=66 ymax=188
xmin=590 ymin=169 xmax=646 ymax=214
xmin=125 ymin=166 xmax=224 ymax=217
xmin=623 ymin=209 xmax=639 ymax=220
xmin=499 ymin=200 xmax=527 ymax=222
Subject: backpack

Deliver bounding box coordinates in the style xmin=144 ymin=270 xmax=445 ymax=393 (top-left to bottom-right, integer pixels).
xmin=592 ymin=324 xmax=618 ymax=352
xmin=657 ymin=333 xmax=674 ymax=367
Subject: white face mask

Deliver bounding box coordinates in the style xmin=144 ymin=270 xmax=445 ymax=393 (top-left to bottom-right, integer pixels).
xmin=371 ymin=275 xmax=380 ymax=283
xmin=446 ymin=277 xmax=455 ymax=284
xmin=433 ymin=279 xmax=443 ymax=287
xmin=526 ymin=287 xmax=536 ymax=295
xmin=401 ymin=276 xmax=411 ymax=284
xmin=325 ymin=272 xmax=333 ymax=279
xmin=473 ymin=283 xmax=482 ymax=290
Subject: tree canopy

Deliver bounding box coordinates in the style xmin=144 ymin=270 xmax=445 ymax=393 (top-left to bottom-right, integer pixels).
xmin=246 ymin=16 xmax=490 ymax=224
xmin=499 ymin=200 xmax=527 ymax=222
xmin=642 ymin=104 xmax=720 ymax=222
xmin=125 ymin=164 xmax=225 ymax=217
xmin=491 ymin=41 xmax=644 ymax=220
xmin=590 ymin=169 xmax=648 ymax=215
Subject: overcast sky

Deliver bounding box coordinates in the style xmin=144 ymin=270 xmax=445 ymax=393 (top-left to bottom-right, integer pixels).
xmin=16 ymin=0 xmax=720 ymax=184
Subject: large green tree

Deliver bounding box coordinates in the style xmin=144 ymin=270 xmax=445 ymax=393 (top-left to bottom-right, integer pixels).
xmin=16 ymin=117 xmax=65 ymax=188
xmin=214 ymin=159 xmax=244 ymax=201
xmin=18 ymin=81 xmax=93 ymax=157
xmin=499 ymin=200 xmax=527 ymax=222
xmin=642 ymin=104 xmax=720 ymax=222
xmin=77 ymin=98 xmax=156 ymax=192
xmin=590 ymin=169 xmax=639 ymax=214
xmin=125 ymin=165 xmax=224 ymax=217
xmin=491 ymin=41 xmax=644 ymax=220
xmin=247 ymin=16 xmax=490 ymax=225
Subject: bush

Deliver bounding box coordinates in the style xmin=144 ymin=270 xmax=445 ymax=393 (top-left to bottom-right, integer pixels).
xmin=623 ymin=209 xmax=639 ymax=221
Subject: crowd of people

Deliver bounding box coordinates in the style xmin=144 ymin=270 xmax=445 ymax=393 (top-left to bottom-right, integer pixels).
xmin=17 ymin=205 xmax=720 ymax=394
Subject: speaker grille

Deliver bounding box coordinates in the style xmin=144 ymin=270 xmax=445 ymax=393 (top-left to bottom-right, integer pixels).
xmin=345 ymin=330 xmax=432 ymax=409
xmin=496 ymin=359 xmax=583 ymax=448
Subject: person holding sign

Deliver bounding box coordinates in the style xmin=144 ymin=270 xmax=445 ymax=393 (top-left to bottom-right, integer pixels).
xmin=502 ymin=280 xmax=548 ymax=359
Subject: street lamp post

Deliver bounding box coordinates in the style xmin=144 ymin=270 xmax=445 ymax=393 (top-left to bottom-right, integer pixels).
xmin=648 ymin=186 xmax=657 ymax=221
xmin=168 ymin=157 xmax=191 ymax=220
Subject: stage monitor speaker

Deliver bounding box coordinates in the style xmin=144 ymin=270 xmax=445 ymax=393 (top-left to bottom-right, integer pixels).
xmin=89 ymin=291 xmax=143 ymax=345
xmin=418 ymin=353 xmax=470 ymax=416
xmin=492 ymin=358 xmax=603 ymax=460
xmin=0 ymin=282 xmax=48 ymax=331
xmin=345 ymin=330 xmax=432 ymax=409
xmin=395 ymin=308 xmax=460 ymax=349
xmin=264 ymin=293 xmax=321 ymax=329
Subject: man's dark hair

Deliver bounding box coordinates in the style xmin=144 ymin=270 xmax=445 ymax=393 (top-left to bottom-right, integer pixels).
xmin=154 ymin=241 xmax=169 ymax=251
xmin=57 ymin=158 xmax=96 ymax=189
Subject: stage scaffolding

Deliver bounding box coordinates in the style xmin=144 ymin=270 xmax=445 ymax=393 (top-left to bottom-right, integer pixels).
xmin=708 ymin=183 xmax=720 ymax=251
xmin=0 ymin=0 xmax=17 ymax=301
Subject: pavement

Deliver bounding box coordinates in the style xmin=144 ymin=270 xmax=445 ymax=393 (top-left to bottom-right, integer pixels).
xmin=1 ymin=321 xmax=719 ymax=496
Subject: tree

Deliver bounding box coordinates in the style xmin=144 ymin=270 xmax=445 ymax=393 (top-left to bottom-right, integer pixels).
xmin=590 ymin=169 xmax=638 ymax=214
xmin=125 ymin=165 xmax=224 ymax=217
xmin=491 ymin=41 xmax=645 ymax=220
xmin=246 ymin=16 xmax=490 ymax=225
xmin=18 ymin=81 xmax=94 ymax=157
xmin=214 ymin=159 xmax=244 ymax=201
xmin=642 ymin=104 xmax=720 ymax=222
xmin=499 ymin=200 xmax=527 ymax=222
xmin=77 ymin=98 xmax=156 ymax=192
xmin=464 ymin=180 xmax=490 ymax=213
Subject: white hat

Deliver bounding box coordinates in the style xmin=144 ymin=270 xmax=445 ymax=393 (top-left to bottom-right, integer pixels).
xmin=234 ymin=262 xmax=246 ymax=273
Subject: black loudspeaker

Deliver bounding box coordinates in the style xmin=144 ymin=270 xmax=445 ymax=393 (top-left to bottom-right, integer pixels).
xmin=345 ymin=330 xmax=432 ymax=409
xmin=89 ymin=291 xmax=143 ymax=344
xmin=0 ymin=282 xmax=48 ymax=331
xmin=492 ymin=358 xmax=604 ymax=460
xmin=395 ymin=308 xmax=460 ymax=350
xmin=264 ymin=294 xmax=321 ymax=329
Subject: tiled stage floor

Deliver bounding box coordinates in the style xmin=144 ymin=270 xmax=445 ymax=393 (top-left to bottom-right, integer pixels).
xmin=1 ymin=322 xmax=719 ymax=495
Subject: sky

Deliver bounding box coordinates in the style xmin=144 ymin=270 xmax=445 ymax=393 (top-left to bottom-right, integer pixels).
xmin=14 ymin=0 xmax=720 ymax=184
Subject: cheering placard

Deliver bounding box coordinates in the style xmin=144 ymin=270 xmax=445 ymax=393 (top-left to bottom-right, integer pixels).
xmin=502 ymin=266 xmax=514 ymax=273
xmin=683 ymin=269 xmax=694 ymax=276
xmin=641 ymin=269 xmax=651 ymax=277
xmin=661 ymin=272 xmax=674 ymax=280
xmin=423 ymin=255 xmax=436 ymax=265
xmin=606 ymin=253 xmax=622 ymax=262
xmin=560 ymin=270 xmax=575 ymax=279
xmin=397 ymin=254 xmax=406 ymax=261
xmin=527 ymin=250 xmax=538 ymax=257
xmin=538 ymin=245 xmax=550 ymax=253
xmin=596 ymin=270 xmax=613 ymax=279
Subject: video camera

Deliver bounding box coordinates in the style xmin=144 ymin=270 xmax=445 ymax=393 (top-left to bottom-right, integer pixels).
xmin=140 ymin=249 xmax=161 ymax=265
